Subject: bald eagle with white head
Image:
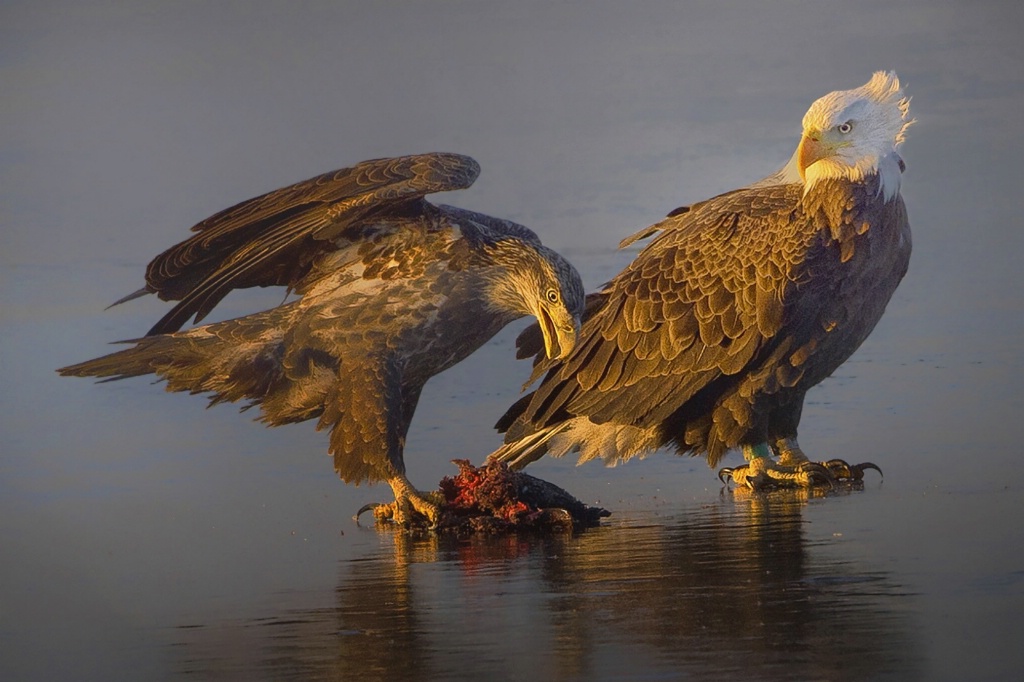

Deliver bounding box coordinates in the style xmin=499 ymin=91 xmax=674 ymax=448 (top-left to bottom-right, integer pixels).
xmin=59 ymin=153 xmax=585 ymax=525
xmin=490 ymin=72 xmax=913 ymax=489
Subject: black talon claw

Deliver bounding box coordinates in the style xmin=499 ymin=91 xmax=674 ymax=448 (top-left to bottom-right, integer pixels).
xmin=809 ymin=469 xmax=837 ymax=489
xmin=821 ymin=459 xmax=883 ymax=481
xmin=849 ymin=461 xmax=883 ymax=480
xmin=355 ymin=502 xmax=384 ymax=521
xmin=822 ymin=458 xmax=853 ymax=478
xmin=719 ymin=464 xmax=749 ymax=484
xmin=799 ymin=462 xmax=837 ymax=489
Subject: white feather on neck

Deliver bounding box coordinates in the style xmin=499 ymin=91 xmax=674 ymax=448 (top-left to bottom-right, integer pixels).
xmin=804 ymin=150 xmax=904 ymax=202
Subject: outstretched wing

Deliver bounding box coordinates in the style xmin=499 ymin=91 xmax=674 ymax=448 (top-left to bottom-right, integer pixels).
xmin=133 ymin=152 xmax=480 ymax=335
xmin=502 ymin=182 xmax=816 ymax=437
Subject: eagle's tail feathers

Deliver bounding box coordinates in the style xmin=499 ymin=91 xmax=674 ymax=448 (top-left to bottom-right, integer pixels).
xmin=486 ymin=424 xmax=569 ymax=471
xmin=58 ymin=314 xmax=287 ymax=411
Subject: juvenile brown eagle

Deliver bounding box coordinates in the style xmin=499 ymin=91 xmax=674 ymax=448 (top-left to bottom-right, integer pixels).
xmin=59 ymin=153 xmax=585 ymax=524
xmin=490 ymin=72 xmax=913 ymax=489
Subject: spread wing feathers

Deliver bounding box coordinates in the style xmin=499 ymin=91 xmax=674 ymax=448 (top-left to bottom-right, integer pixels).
xmin=58 ymin=303 xmax=415 ymax=484
xmin=57 ymin=305 xmax=299 ymax=408
xmin=500 ymin=182 xmax=827 ymax=442
xmin=135 ymin=152 xmax=480 ymax=335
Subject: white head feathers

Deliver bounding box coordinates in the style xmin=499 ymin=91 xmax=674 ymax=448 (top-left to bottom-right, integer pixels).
xmin=803 ymin=71 xmax=913 ymax=146
xmin=800 ymin=71 xmax=914 ymax=200
xmin=756 ymin=71 xmax=914 ymax=200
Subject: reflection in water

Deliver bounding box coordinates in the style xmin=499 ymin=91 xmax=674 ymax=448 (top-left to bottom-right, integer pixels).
xmin=173 ymin=492 xmax=922 ymax=680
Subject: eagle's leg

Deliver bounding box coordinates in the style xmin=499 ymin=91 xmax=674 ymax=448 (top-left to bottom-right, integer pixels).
xmin=773 ymin=436 xmax=883 ymax=482
xmin=357 ymin=474 xmax=444 ymax=528
xmin=387 ymin=473 xmax=444 ymax=527
xmin=718 ymin=443 xmax=833 ymax=490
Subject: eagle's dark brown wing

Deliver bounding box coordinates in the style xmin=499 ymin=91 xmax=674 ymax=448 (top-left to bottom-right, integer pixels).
xmin=500 ymin=182 xmax=818 ymax=437
xmin=497 ymin=174 xmax=910 ymax=468
xmin=134 ymin=152 xmax=479 ymax=335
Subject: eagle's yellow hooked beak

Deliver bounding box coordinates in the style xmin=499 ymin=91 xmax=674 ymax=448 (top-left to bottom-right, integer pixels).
xmin=537 ymin=306 xmax=580 ymax=360
xmin=797 ymin=132 xmax=829 ymax=181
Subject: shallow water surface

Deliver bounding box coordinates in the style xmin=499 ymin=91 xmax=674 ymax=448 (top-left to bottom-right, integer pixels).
xmin=171 ymin=492 xmax=923 ymax=681
xmin=3 ymin=1 xmax=1023 ymax=680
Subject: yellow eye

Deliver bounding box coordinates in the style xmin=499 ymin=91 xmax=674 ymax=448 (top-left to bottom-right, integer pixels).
xmin=546 ymin=288 xmax=560 ymax=303
xmin=837 ymin=121 xmax=853 ymax=134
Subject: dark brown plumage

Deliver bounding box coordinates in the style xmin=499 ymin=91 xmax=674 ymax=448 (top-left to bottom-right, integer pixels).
xmin=490 ymin=73 xmax=913 ymax=488
xmin=59 ymin=153 xmax=585 ymax=523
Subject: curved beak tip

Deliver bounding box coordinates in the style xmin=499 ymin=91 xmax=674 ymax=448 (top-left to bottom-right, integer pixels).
xmin=797 ymin=133 xmax=833 ymax=180
xmin=556 ymin=326 xmax=578 ymax=360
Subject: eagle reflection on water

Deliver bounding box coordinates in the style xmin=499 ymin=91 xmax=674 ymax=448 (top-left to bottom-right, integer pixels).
xmin=172 ymin=491 xmax=922 ymax=680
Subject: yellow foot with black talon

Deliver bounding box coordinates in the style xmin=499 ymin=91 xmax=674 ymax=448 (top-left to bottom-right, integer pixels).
xmin=354 ymin=495 xmax=444 ymax=528
xmin=821 ymin=458 xmax=883 ymax=481
xmin=718 ymin=462 xmax=766 ymax=489
xmin=399 ymin=490 xmax=445 ymax=528
xmin=769 ymin=437 xmax=881 ymax=483
xmin=355 ymin=501 xmax=399 ymax=523
xmin=718 ymin=443 xmax=836 ymax=491
xmin=718 ymin=456 xmax=833 ymax=491
xmin=354 ymin=475 xmax=446 ymax=529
